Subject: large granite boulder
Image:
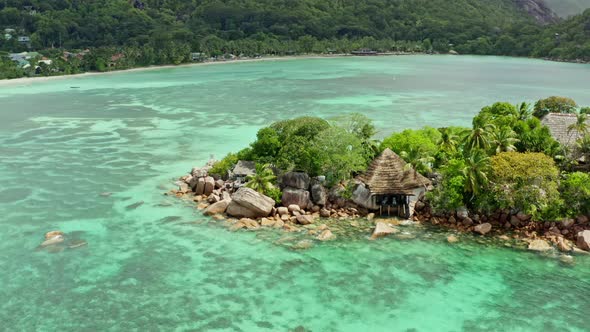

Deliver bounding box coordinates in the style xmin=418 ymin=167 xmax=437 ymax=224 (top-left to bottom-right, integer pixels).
xmin=226 ymin=188 xmax=274 ymax=218
xmin=296 ymin=215 xmax=314 ymax=225
xmin=191 ymin=167 xmax=209 ymax=178
xmin=351 ymin=183 xmax=377 ymax=210
xmin=576 ymin=230 xmax=590 ymax=251
xmin=195 ymin=177 xmax=206 ymax=195
xmin=204 ymin=200 xmax=230 ymax=216
xmin=281 ymin=172 xmax=310 ymax=190
xmin=281 ymin=188 xmax=311 ymax=210
xmin=311 ymin=184 xmax=327 ymax=206
xmin=232 ymin=161 xmax=256 ymax=178
xmin=203 ymin=176 xmax=215 ymax=196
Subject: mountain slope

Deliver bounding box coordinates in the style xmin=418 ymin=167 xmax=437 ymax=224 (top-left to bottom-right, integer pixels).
xmin=513 ymin=0 xmax=559 ymax=24
xmin=544 ymin=0 xmax=590 ymax=17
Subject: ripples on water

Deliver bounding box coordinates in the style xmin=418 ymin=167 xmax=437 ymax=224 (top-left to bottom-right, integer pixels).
xmin=0 ymin=56 xmax=589 ymax=331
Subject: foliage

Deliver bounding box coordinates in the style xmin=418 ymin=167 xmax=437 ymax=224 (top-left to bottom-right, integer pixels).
xmin=567 ymin=112 xmax=589 ymax=136
xmin=245 ymin=163 xmax=277 ymax=193
xmin=462 ymin=149 xmax=490 ymax=198
xmin=533 ymin=96 xmax=578 ymax=118
xmin=427 ymin=159 xmax=467 ymax=212
xmin=581 ymin=107 xmax=590 ymax=115
xmin=245 ymin=163 xmax=281 ymax=203
xmin=329 ymin=113 xmax=379 ymax=162
xmin=229 ymin=116 xmax=373 ymax=183
xmin=513 ymin=117 xmax=562 ymax=156
xmin=209 ymin=148 xmax=252 ymax=179
xmin=489 ymin=152 xmax=563 ymax=220
xmin=560 ymin=172 xmax=590 ymax=216
xmin=312 ymin=126 xmax=368 ymax=185
xmin=380 ymin=127 xmax=441 ymax=174
xmin=1 ymin=0 xmax=590 ymax=79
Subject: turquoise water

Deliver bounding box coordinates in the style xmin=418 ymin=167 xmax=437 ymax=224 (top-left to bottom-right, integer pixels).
xmin=1 ymin=55 xmax=589 ymax=331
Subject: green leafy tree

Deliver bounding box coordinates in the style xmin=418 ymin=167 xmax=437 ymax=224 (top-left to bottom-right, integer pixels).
xmin=533 ymin=96 xmax=578 ymax=118
xmin=381 ymin=127 xmax=441 ymax=174
xmin=312 ymin=127 xmax=368 ymax=184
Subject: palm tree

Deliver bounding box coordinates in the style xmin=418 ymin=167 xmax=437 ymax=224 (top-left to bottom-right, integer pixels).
xmin=568 ymin=113 xmax=589 ymax=136
xmin=491 ymin=126 xmax=520 ymax=154
xmin=516 ymin=102 xmax=532 ymax=121
xmin=400 ymin=148 xmax=435 ymax=175
xmin=438 ymin=127 xmax=460 ymax=153
xmin=462 ymin=149 xmax=490 ymax=198
xmin=245 ymin=164 xmax=276 ymax=194
xmin=464 ymin=123 xmax=496 ymax=151
xmin=575 ymin=134 xmax=590 ymax=165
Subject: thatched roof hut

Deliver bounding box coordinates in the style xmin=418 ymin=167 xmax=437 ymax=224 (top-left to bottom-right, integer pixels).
xmin=541 ymin=113 xmax=590 ymax=147
xmin=357 ymin=148 xmax=431 ymax=195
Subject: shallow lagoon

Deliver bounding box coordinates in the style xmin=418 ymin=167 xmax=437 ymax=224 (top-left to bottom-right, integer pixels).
xmin=1 ymin=55 xmax=589 ymax=331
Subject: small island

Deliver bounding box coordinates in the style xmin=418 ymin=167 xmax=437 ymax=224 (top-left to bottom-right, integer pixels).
xmin=170 ymin=97 xmax=590 ymax=254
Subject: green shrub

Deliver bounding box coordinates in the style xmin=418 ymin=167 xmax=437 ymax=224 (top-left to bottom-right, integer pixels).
xmin=560 ymin=172 xmax=590 ymax=216
xmin=490 ymin=152 xmax=563 ymax=220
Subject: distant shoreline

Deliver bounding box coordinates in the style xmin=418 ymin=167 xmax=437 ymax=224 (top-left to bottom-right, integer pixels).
xmin=0 ymin=54 xmax=351 ymax=87
xmin=0 ymin=53 xmax=587 ymax=87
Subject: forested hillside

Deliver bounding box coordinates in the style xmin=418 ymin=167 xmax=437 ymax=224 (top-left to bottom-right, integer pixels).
xmin=0 ymin=0 xmax=589 ymax=78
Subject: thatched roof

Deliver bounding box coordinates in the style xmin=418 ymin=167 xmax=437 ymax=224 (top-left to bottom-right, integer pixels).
xmin=541 ymin=113 xmax=589 ymax=147
xmin=357 ymin=148 xmax=431 ymax=195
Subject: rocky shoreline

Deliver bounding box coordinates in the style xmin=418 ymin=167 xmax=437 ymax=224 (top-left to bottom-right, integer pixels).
xmin=169 ymin=162 xmax=590 ymax=256
xmin=412 ymin=197 xmax=590 ymax=255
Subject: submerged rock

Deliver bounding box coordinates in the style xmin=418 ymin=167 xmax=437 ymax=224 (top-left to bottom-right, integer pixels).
xmin=447 ymin=235 xmax=459 ymax=243
xmin=292 ymin=240 xmax=313 ymax=250
xmin=557 ymin=237 xmax=572 ymax=252
xmin=68 ymin=240 xmax=88 ymax=249
xmin=45 ymin=231 xmax=64 ymax=239
xmin=40 ymin=235 xmax=64 ymax=247
xmin=528 ymin=239 xmax=552 ymax=252
xmin=317 ymin=230 xmax=335 ymax=241
xmin=125 ymin=201 xmax=144 ymax=210
xmin=474 ymin=223 xmax=492 ymax=235
xmin=371 ymin=222 xmax=398 ymax=239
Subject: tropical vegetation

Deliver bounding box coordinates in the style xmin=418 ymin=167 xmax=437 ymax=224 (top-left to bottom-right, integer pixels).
xmin=212 ymin=96 xmax=590 ymax=222
xmin=1 ymin=0 xmax=590 ymax=79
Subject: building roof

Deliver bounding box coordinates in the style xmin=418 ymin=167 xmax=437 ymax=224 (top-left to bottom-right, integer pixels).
xmin=541 ymin=113 xmax=590 ymax=147
xmin=357 ymin=148 xmax=431 ymax=195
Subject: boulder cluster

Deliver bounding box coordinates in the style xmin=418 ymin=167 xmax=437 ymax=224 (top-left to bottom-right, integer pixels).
xmin=169 ymin=165 xmax=372 ymax=240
